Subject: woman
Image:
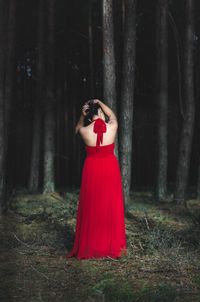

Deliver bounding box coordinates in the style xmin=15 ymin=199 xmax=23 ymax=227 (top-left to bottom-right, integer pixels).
xmin=66 ymin=99 xmax=127 ymax=259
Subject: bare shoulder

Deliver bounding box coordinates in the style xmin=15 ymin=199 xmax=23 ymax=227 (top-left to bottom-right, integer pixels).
xmin=78 ymin=126 xmax=87 ymax=135
xmin=78 ymin=124 xmax=93 ymax=137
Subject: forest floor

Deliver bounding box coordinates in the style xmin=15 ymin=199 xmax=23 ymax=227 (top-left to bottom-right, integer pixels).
xmin=0 ymin=189 xmax=200 ymax=302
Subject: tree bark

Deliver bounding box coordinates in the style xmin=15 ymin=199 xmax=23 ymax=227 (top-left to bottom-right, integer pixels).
xmin=195 ymin=47 xmax=200 ymax=199
xmin=29 ymin=0 xmax=45 ymax=192
xmin=43 ymin=0 xmax=56 ymax=193
xmin=119 ymin=0 xmax=137 ymax=208
xmin=0 ymin=0 xmax=16 ymax=213
xmin=89 ymin=0 xmax=94 ymax=96
xmin=197 ymin=154 xmax=200 ymax=199
xmin=156 ymin=0 xmax=168 ymax=201
xmin=174 ymin=0 xmax=195 ymax=203
xmin=102 ymin=0 xmax=119 ymax=158
xmin=5 ymin=0 xmax=16 ymax=137
xmin=0 ymin=0 xmax=6 ymax=214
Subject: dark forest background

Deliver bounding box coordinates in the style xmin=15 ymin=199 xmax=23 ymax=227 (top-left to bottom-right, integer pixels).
xmin=1 ymin=0 xmax=200 ymax=213
xmin=1 ymin=1 xmax=200 ymax=301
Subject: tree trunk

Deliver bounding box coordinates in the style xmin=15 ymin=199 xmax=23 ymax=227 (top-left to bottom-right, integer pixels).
xmin=119 ymin=0 xmax=137 ymax=208
xmin=0 ymin=0 xmax=16 ymax=213
xmin=195 ymin=48 xmax=200 ymax=199
xmin=0 ymin=0 xmax=6 ymax=214
xmin=89 ymin=0 xmax=94 ymax=96
xmin=197 ymin=154 xmax=200 ymax=199
xmin=29 ymin=0 xmax=45 ymax=192
xmin=156 ymin=0 xmax=168 ymax=201
xmin=174 ymin=0 xmax=195 ymax=203
xmin=102 ymin=0 xmax=119 ymax=158
xmin=5 ymin=0 xmax=16 ymax=138
xmin=43 ymin=0 xmax=56 ymax=193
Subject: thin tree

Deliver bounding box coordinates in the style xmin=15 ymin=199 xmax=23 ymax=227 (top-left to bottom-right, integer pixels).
xmin=102 ymin=0 xmax=118 ymax=158
xmin=89 ymin=0 xmax=94 ymax=96
xmin=195 ymin=45 xmax=200 ymax=199
xmin=0 ymin=0 xmax=16 ymax=213
xmin=43 ymin=0 xmax=56 ymax=193
xmin=197 ymin=153 xmax=200 ymax=199
xmin=156 ymin=0 xmax=168 ymax=201
xmin=174 ymin=0 xmax=195 ymax=203
xmin=29 ymin=0 xmax=45 ymax=192
xmin=4 ymin=0 xmax=16 ymax=141
xmin=0 ymin=0 xmax=6 ymax=214
xmin=119 ymin=0 xmax=137 ymax=208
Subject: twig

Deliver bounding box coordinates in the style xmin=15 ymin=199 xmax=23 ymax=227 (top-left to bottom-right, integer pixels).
xmin=50 ymin=192 xmax=65 ymax=202
xmin=29 ymin=264 xmax=59 ymax=283
xmin=144 ymin=213 xmax=150 ymax=230
xmin=13 ymin=233 xmax=34 ymax=248
xmin=138 ymin=241 xmax=144 ymax=251
xmin=106 ymin=256 xmax=119 ymax=261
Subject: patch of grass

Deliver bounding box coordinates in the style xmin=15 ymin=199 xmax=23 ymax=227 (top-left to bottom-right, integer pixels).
xmin=89 ymin=277 xmax=178 ymax=302
xmin=139 ymin=282 xmax=177 ymax=302
xmin=192 ymin=276 xmax=200 ymax=285
xmin=147 ymin=227 xmax=182 ymax=253
xmin=148 ymin=227 xmax=182 ymax=254
xmin=89 ymin=274 xmax=137 ymax=302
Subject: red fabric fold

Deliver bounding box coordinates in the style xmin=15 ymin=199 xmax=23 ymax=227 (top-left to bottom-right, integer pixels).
xmin=93 ymin=118 xmax=107 ymax=148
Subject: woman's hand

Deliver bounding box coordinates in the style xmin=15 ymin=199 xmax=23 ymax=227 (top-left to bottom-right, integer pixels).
xmin=93 ymin=99 xmax=101 ymax=104
xmin=81 ymin=103 xmax=89 ymax=116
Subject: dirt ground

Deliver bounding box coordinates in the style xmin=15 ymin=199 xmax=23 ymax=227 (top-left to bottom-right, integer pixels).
xmin=0 ymin=190 xmax=200 ymax=302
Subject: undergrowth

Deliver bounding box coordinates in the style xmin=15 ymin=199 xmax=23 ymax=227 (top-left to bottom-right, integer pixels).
xmin=0 ymin=191 xmax=199 ymax=301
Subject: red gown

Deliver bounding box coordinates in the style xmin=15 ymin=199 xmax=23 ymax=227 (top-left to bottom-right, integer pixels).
xmin=66 ymin=118 xmax=127 ymax=259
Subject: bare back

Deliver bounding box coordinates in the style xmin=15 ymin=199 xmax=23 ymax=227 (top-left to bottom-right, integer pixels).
xmin=79 ymin=119 xmax=117 ymax=147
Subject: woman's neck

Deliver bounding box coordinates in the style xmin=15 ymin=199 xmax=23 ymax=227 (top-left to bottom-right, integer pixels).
xmin=92 ymin=115 xmax=104 ymax=122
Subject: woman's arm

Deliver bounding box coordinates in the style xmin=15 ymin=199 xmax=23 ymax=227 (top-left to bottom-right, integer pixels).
xmin=94 ymin=99 xmax=118 ymax=124
xmin=75 ymin=115 xmax=84 ymax=134
xmin=75 ymin=103 xmax=89 ymax=134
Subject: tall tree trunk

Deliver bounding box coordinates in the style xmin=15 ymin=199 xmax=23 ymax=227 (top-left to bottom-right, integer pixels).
xmin=119 ymin=0 xmax=137 ymax=208
xmin=43 ymin=0 xmax=56 ymax=193
xmin=89 ymin=0 xmax=94 ymax=96
xmin=197 ymin=153 xmax=200 ymax=199
xmin=195 ymin=48 xmax=200 ymax=199
xmin=102 ymin=0 xmax=118 ymax=158
xmin=5 ymin=0 xmax=16 ymax=140
xmin=0 ymin=0 xmax=16 ymax=213
xmin=122 ymin=0 xmax=125 ymax=28
xmin=174 ymin=0 xmax=195 ymax=203
xmin=29 ymin=0 xmax=45 ymax=192
xmin=0 ymin=0 xmax=6 ymax=214
xmin=156 ymin=0 xmax=168 ymax=201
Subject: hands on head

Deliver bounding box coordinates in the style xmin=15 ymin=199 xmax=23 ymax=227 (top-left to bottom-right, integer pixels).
xmin=82 ymin=99 xmax=101 ymax=116
xmin=82 ymin=103 xmax=90 ymax=116
xmin=81 ymin=99 xmax=117 ymax=125
xmin=93 ymin=99 xmax=100 ymax=104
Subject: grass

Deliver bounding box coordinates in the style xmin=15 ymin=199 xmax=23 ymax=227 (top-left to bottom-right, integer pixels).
xmin=0 ymin=190 xmax=200 ymax=301
xmin=89 ymin=277 xmax=178 ymax=302
xmin=90 ymin=275 xmax=136 ymax=302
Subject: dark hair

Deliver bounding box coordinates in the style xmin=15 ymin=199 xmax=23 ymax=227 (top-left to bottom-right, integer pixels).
xmin=84 ymin=99 xmax=100 ymax=125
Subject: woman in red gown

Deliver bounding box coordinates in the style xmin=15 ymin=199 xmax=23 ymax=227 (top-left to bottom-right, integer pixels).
xmin=66 ymin=99 xmax=127 ymax=259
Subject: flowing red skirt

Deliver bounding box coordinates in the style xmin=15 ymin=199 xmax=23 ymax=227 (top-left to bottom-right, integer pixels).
xmin=66 ymin=143 xmax=127 ymax=259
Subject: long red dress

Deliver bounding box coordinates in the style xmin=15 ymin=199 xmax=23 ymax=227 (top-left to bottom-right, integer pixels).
xmin=66 ymin=118 xmax=127 ymax=259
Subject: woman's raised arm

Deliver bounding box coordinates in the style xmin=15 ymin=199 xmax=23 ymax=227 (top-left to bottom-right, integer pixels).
xmin=94 ymin=99 xmax=118 ymax=125
xmin=74 ymin=102 xmax=89 ymax=134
